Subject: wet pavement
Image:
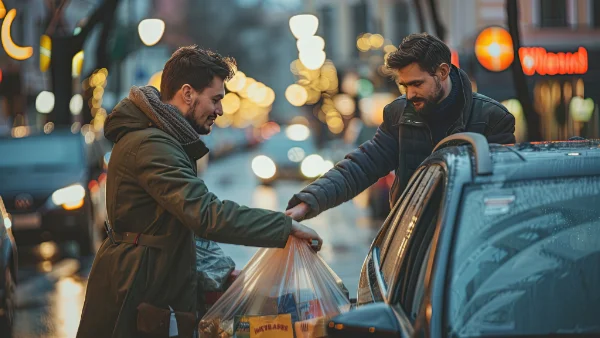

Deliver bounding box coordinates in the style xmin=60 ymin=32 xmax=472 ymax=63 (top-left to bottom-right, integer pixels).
xmin=13 ymin=151 xmax=381 ymax=337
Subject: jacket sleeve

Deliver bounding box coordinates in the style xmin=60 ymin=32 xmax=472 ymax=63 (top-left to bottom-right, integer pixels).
xmin=487 ymin=108 xmax=516 ymax=144
xmin=135 ymin=133 xmax=292 ymax=248
xmin=287 ymin=103 xmax=400 ymax=219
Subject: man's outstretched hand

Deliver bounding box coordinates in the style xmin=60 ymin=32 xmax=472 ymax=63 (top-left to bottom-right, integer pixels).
xmin=285 ymin=202 xmax=310 ymax=222
xmin=290 ymin=220 xmax=322 ymax=251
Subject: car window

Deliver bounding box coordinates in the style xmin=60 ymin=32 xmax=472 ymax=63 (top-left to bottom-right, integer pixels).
xmin=395 ymin=177 xmax=443 ymax=317
xmin=379 ymin=167 xmax=427 ymax=267
xmin=0 ymin=134 xmax=84 ymax=170
xmin=448 ymin=176 xmax=600 ymax=337
xmin=410 ymin=242 xmax=432 ymax=320
xmin=380 ymin=165 xmax=444 ymax=292
xmin=260 ymin=133 xmax=317 ymax=159
xmin=359 ymin=167 xmax=426 ymax=305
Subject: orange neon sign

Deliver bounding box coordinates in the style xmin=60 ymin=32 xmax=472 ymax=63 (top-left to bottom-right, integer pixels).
xmin=519 ymin=46 xmax=588 ymax=76
xmin=451 ymin=49 xmax=460 ymax=68
xmin=474 ymin=27 xmax=514 ymax=72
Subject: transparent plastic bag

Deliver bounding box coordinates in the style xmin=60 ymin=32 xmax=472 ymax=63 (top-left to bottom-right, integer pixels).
xmin=199 ymin=237 xmax=351 ymax=338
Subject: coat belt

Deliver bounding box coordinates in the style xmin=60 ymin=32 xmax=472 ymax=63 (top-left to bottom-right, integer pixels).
xmin=112 ymin=232 xmax=171 ymax=249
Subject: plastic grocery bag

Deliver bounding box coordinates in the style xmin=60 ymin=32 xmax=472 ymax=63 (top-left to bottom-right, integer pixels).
xmin=198 ymin=237 xmax=351 ymax=338
xmin=196 ymin=236 xmax=236 ymax=292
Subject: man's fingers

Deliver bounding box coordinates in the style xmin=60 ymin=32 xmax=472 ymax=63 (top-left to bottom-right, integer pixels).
xmin=308 ymin=238 xmax=323 ymax=252
xmin=286 ymin=210 xmax=304 ymax=221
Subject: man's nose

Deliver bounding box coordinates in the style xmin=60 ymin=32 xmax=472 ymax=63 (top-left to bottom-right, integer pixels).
xmin=407 ymin=88 xmax=416 ymax=101
xmin=216 ymin=102 xmax=224 ymax=116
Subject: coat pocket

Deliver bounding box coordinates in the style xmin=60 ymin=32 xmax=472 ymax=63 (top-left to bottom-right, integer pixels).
xmin=136 ymin=302 xmax=198 ymax=338
xmin=136 ymin=302 xmax=170 ymax=337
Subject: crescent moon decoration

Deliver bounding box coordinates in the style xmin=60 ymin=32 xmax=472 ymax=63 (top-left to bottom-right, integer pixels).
xmin=2 ymin=9 xmax=33 ymax=60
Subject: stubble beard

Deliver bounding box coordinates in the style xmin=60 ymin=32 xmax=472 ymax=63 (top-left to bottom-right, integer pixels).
xmin=414 ymin=77 xmax=445 ymax=115
xmin=184 ymin=99 xmax=211 ymax=135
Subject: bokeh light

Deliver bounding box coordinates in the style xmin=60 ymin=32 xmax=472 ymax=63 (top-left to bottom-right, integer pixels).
xmin=289 ymin=14 xmax=319 ymax=39
xmin=475 ymin=26 xmax=514 ymax=72
xmin=222 ymin=93 xmax=241 ymax=115
xmin=285 ymin=84 xmax=308 ymax=106
xmin=226 ymin=71 xmax=247 ymax=92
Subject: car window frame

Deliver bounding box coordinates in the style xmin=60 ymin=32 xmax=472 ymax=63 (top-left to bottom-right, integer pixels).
xmin=383 ymin=165 xmax=444 ymax=296
xmin=393 ymin=173 xmax=444 ymax=314
xmin=370 ymin=164 xmax=446 ymax=305
xmin=365 ymin=167 xmax=426 ymax=304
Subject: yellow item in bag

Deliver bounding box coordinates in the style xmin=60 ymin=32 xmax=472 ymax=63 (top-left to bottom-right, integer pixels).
xmin=249 ymin=314 xmax=294 ymax=338
xmin=294 ymin=316 xmax=329 ymax=338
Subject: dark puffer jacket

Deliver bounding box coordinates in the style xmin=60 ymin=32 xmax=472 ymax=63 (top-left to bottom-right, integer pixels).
xmin=288 ymin=66 xmax=515 ymax=219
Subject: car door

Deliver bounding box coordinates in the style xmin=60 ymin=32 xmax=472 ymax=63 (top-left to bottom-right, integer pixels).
xmin=359 ymin=164 xmax=445 ymax=309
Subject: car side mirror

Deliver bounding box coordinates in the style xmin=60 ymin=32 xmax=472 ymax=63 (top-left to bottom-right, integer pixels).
xmin=327 ymin=303 xmax=408 ymax=338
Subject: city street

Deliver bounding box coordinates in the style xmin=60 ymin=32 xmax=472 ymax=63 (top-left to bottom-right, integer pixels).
xmin=12 ymin=150 xmax=381 ymax=338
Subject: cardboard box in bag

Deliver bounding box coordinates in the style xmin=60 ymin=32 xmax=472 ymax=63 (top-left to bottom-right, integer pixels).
xmin=294 ymin=316 xmax=329 ymax=338
xmin=248 ymin=314 xmax=294 ymax=338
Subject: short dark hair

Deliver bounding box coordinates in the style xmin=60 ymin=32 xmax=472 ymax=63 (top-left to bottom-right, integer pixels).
xmin=386 ymin=33 xmax=451 ymax=75
xmin=160 ymin=45 xmax=236 ymax=101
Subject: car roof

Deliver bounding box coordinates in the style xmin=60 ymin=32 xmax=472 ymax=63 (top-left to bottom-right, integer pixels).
xmin=430 ymin=138 xmax=600 ymax=184
xmin=0 ymin=128 xmax=83 ymax=141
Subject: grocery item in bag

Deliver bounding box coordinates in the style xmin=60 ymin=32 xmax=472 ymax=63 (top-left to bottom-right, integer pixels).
xmin=199 ymin=237 xmax=351 ymax=337
xmin=294 ymin=316 xmax=329 ymax=338
xmin=298 ymin=299 xmax=323 ymax=321
xmin=249 ymin=314 xmax=294 ymax=338
xmin=234 ymin=316 xmax=250 ymax=338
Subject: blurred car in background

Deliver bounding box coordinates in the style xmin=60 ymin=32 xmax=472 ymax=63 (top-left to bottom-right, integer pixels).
xmin=251 ymin=124 xmax=333 ymax=185
xmin=199 ymin=126 xmax=262 ymax=176
xmin=0 ymin=129 xmax=109 ymax=256
xmin=202 ymin=126 xmax=260 ymax=160
xmin=0 ymin=197 xmax=17 ymax=336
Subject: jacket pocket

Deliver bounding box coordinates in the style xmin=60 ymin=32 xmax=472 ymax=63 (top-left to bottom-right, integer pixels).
xmin=137 ymin=302 xmax=170 ymax=337
xmin=137 ymin=302 xmax=198 ymax=338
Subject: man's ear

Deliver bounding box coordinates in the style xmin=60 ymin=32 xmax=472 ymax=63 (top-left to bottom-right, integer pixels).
xmin=181 ymin=84 xmax=193 ymax=105
xmin=438 ymin=63 xmax=451 ymax=80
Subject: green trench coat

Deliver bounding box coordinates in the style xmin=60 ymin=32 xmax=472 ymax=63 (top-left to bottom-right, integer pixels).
xmin=76 ymin=98 xmax=292 ymax=338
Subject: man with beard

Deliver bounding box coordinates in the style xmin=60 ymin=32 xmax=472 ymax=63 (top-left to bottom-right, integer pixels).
xmin=286 ymin=33 xmax=515 ymax=221
xmin=77 ymin=46 xmax=322 ymax=338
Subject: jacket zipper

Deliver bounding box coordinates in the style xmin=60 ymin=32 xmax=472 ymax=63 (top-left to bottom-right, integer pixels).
xmin=404 ymin=119 xmax=434 ymax=147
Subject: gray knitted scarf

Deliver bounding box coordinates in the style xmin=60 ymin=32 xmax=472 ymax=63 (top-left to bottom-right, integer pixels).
xmin=128 ymin=85 xmax=199 ymax=145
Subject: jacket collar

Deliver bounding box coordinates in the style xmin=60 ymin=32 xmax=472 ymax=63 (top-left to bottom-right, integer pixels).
xmin=182 ymin=138 xmax=209 ymax=161
xmin=400 ymin=65 xmax=474 ymax=133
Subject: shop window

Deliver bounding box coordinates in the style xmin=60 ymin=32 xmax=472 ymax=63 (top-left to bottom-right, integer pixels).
xmin=540 ymin=0 xmax=567 ymax=28
xmin=594 ymin=0 xmax=600 ymax=28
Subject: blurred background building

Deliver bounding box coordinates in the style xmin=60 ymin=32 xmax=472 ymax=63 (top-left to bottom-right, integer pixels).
xmin=1 ymin=0 xmax=600 ymax=143
xmin=305 ymin=0 xmax=600 ymax=142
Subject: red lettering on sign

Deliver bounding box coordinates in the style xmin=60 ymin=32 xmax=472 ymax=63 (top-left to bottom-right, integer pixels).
xmin=518 ymin=47 xmax=588 ymax=76
xmin=253 ymin=323 xmax=289 ymax=333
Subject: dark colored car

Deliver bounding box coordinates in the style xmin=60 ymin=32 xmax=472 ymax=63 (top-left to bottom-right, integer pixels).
xmin=0 ymin=129 xmax=108 ymax=256
xmin=0 ymin=196 xmax=17 ymax=336
xmin=252 ymin=125 xmax=325 ymax=185
xmin=329 ymin=133 xmax=600 ymax=337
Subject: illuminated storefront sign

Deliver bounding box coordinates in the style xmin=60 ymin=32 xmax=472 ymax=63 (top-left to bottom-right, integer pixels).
xmin=451 ymin=49 xmax=460 ymax=68
xmin=474 ymin=27 xmax=514 ymax=72
xmin=519 ymin=47 xmax=588 ymax=76
xmin=475 ymin=27 xmax=589 ymax=76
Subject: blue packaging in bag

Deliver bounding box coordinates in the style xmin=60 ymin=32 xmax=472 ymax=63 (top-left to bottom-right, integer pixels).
xmin=276 ymin=293 xmax=299 ymax=323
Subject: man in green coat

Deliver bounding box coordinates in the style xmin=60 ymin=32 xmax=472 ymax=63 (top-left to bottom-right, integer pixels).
xmin=76 ymin=46 xmax=322 ymax=338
